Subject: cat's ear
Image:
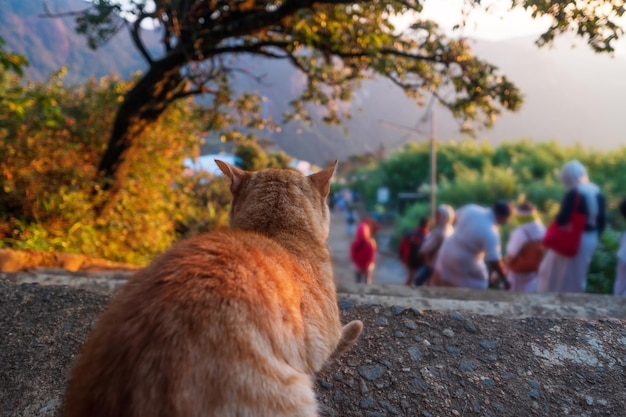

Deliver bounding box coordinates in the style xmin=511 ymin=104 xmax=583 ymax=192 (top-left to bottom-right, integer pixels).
xmin=308 ymin=160 xmax=337 ymax=197
xmin=215 ymin=160 xmax=246 ymax=193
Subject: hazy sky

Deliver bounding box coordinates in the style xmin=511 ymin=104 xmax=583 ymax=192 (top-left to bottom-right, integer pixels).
xmin=418 ymin=0 xmax=552 ymax=39
xmin=383 ymin=0 xmax=626 ymax=151
xmin=399 ymin=0 xmax=626 ymax=56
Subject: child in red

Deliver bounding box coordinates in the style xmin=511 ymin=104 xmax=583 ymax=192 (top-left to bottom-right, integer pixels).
xmin=350 ymin=221 xmax=377 ymax=284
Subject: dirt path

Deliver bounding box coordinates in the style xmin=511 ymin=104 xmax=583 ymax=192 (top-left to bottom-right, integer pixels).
xmin=328 ymin=211 xmax=405 ymax=286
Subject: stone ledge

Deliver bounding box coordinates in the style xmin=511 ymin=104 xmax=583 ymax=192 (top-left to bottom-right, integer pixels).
xmin=337 ymin=283 xmax=626 ymax=320
xmin=1 ymin=280 xmax=625 ymax=417
xmin=4 ymin=270 xmax=624 ymax=320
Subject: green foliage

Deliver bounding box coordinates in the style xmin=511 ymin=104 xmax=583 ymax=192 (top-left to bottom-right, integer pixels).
xmin=233 ymin=141 xmax=295 ymax=171
xmin=517 ymin=0 xmax=626 ymax=53
xmin=437 ymin=164 xmax=518 ymax=208
xmin=0 ymin=36 xmax=30 ymax=121
xmin=349 ymin=139 xmax=626 ymax=294
xmin=0 ymin=36 xmax=28 ymax=76
xmin=0 ymin=71 xmax=230 ymax=264
xmin=379 ymin=143 xmax=431 ymax=206
xmin=173 ymin=172 xmax=232 ymax=238
xmin=267 ymin=151 xmax=293 ymax=169
xmin=587 ymin=228 xmax=621 ymax=294
xmin=234 ymin=142 xmax=270 ymax=172
xmin=348 ymin=166 xmax=384 ymax=210
xmin=74 ymin=1 xmax=124 ymax=49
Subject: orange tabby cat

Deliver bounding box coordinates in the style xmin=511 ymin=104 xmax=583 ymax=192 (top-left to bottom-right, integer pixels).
xmin=63 ymin=160 xmax=363 ymax=417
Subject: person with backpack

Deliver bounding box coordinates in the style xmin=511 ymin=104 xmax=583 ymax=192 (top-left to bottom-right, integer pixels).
xmin=414 ymin=205 xmax=456 ymax=286
xmin=350 ymin=221 xmax=377 ymax=284
xmin=399 ymin=217 xmax=430 ymax=286
xmin=536 ymin=160 xmax=606 ymax=293
xmin=505 ymin=202 xmax=546 ymax=292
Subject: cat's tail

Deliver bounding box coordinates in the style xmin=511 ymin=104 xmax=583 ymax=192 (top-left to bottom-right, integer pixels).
xmin=330 ymin=320 xmax=363 ymax=360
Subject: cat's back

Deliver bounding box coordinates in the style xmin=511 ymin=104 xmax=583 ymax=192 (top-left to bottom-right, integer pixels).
xmin=125 ymin=228 xmax=312 ymax=314
xmin=63 ymin=229 xmax=323 ymax=417
xmin=64 ymin=162 xmax=346 ymax=417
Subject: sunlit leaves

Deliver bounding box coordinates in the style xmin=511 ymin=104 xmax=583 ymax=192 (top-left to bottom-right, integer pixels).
xmin=64 ymin=1 xmax=528 ymax=140
xmin=0 ymin=37 xmax=30 ymax=123
xmin=0 ymin=37 xmax=28 ymax=76
xmin=0 ymin=71 xmax=229 ymax=264
xmin=511 ymin=0 xmax=625 ymax=53
xmin=70 ymin=1 xmax=624 ymax=134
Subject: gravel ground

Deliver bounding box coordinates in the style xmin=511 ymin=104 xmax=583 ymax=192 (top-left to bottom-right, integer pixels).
xmin=319 ymin=302 xmax=626 ymax=417
xmin=0 ymin=281 xmax=108 ymax=417
xmin=2 ymin=279 xmax=625 ymax=417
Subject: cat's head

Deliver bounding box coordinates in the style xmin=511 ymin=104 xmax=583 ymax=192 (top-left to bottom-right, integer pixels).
xmin=215 ymin=160 xmax=337 ymax=243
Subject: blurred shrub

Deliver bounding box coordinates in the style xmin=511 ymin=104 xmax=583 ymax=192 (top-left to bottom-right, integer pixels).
xmin=0 ymin=70 xmax=231 ymax=264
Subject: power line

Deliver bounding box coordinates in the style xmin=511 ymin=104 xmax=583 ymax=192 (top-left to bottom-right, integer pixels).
xmin=379 ymin=95 xmax=438 ymax=221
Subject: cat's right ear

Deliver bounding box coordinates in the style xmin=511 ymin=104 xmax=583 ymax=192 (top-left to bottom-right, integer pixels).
xmin=308 ymin=160 xmax=337 ymax=197
xmin=215 ymin=160 xmax=246 ymax=193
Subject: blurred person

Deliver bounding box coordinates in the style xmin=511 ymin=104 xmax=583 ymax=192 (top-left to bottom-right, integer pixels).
xmin=537 ymin=160 xmax=606 ymax=293
xmin=614 ymin=197 xmax=626 ymax=296
xmin=414 ymin=205 xmax=456 ymax=286
xmin=345 ymin=208 xmax=358 ymax=235
xmin=328 ymin=191 xmax=336 ymax=212
xmin=362 ymin=216 xmax=382 ymax=237
xmin=399 ymin=217 xmax=430 ymax=286
xmin=350 ymin=221 xmax=377 ymax=284
xmin=434 ymin=201 xmax=512 ymax=290
xmin=504 ymin=202 xmax=546 ymax=292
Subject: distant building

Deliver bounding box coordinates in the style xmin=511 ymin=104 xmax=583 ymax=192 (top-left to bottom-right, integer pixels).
xmin=290 ymin=159 xmax=313 ymax=175
xmin=183 ymin=153 xmax=242 ymax=176
xmin=184 ymin=153 xmax=315 ymax=177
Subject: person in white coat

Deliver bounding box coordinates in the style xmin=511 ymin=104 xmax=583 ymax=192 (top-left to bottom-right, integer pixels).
xmin=537 ymin=160 xmax=606 ymax=293
xmin=434 ymin=201 xmax=512 ymax=290
xmin=505 ymin=202 xmax=546 ymax=292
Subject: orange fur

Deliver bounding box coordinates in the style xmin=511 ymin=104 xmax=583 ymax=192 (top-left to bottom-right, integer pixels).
xmin=63 ymin=161 xmax=362 ymax=417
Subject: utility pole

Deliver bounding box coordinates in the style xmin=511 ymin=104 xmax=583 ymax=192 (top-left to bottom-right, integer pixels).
xmin=378 ymin=100 xmax=437 ymax=222
xmin=429 ymin=108 xmax=437 ymax=222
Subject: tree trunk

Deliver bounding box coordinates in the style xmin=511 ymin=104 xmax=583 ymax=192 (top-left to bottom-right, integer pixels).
xmin=94 ymin=55 xmax=185 ymax=217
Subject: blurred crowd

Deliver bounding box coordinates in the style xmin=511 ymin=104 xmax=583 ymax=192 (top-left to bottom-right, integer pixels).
xmin=341 ymin=160 xmax=626 ymax=296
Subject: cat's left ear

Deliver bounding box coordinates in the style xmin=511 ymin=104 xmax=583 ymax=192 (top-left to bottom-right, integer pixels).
xmin=215 ymin=159 xmax=246 ymax=193
xmin=308 ymin=160 xmax=337 ymax=197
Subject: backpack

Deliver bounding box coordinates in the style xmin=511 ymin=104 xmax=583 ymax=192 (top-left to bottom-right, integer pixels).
xmin=508 ymin=228 xmax=545 ymax=273
xmin=405 ymin=230 xmax=427 ymax=269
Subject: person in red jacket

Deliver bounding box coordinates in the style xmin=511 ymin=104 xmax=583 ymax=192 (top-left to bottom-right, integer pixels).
xmin=350 ymin=221 xmax=377 ymax=284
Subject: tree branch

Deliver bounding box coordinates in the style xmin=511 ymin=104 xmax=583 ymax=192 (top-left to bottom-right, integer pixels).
xmin=386 ymin=75 xmax=424 ymax=91
xmin=209 ymin=40 xmax=292 ymax=57
xmin=171 ymin=86 xmax=220 ymax=100
xmin=208 ymin=39 xmax=453 ymax=74
xmin=207 ymin=0 xmax=388 ymax=44
xmin=128 ymin=14 xmax=154 ymax=65
xmin=39 ymin=2 xmax=93 ymax=18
